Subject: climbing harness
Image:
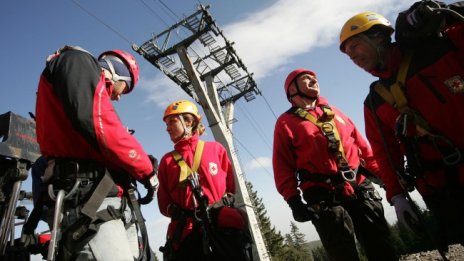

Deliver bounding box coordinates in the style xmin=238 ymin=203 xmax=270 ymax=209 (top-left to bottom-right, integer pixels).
xmin=373 ymin=52 xmax=462 ymax=168
xmin=172 ymin=140 xmax=205 ymax=185
xmin=291 ymin=105 xmax=357 ymax=183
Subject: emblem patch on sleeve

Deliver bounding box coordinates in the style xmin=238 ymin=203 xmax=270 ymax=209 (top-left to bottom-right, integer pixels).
xmin=209 ymin=162 xmax=218 ymax=175
xmin=128 ymin=149 xmax=137 ymax=159
xmin=444 ymin=76 xmax=464 ymax=93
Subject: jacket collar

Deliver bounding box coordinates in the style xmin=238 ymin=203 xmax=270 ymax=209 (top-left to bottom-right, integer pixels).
xmin=174 ymin=133 xmax=199 ymax=153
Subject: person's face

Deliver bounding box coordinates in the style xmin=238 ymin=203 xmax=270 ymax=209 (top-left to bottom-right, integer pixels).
xmin=289 ymin=73 xmax=320 ymax=98
xmin=103 ymin=68 xmax=129 ymax=101
xmin=110 ymin=80 xmax=128 ymax=101
xmin=343 ymin=35 xmax=379 ymax=72
xmin=164 ymin=115 xmax=193 ymax=143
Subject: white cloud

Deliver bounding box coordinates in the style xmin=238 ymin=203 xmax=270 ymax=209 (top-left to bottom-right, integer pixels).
xmin=223 ymin=0 xmax=415 ymax=79
xmin=247 ymin=156 xmax=272 ymax=171
xmin=138 ymin=73 xmax=192 ymax=109
xmin=139 ymin=0 xmax=415 ymax=106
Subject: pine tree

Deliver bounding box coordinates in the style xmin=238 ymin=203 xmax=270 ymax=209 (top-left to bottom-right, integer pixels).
xmin=278 ymin=221 xmax=314 ymax=260
xmin=311 ymin=246 xmax=329 ymax=261
xmin=245 ymin=181 xmax=286 ymax=259
xmin=289 ymin=221 xmax=307 ymax=249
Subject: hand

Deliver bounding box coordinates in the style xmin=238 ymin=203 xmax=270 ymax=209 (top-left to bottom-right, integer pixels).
xmin=391 ymin=194 xmax=422 ymax=233
xmin=141 ymin=154 xmax=159 ymax=199
xmin=138 ymin=174 xmax=159 ymax=205
xmin=148 ymin=154 xmax=159 ymax=173
xmin=143 ymin=175 xmax=159 ymax=192
xmin=287 ymin=195 xmax=317 ymax=222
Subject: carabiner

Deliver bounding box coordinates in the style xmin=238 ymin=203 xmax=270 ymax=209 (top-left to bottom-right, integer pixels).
xmin=340 ymin=169 xmax=356 ymax=182
xmin=47 ymin=180 xmax=81 ymax=201
xmin=442 ymin=147 xmax=462 ymax=166
xmin=430 ymin=135 xmax=462 ymax=166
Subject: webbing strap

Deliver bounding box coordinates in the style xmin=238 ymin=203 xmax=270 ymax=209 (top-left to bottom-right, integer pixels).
xmin=126 ymin=188 xmax=150 ymax=261
xmin=80 ymin=170 xmax=115 ymax=221
xmin=391 ymin=52 xmax=412 ymax=111
xmin=373 ymin=52 xmax=432 ymax=136
xmin=293 ymin=107 xmax=349 ymax=170
xmin=172 ymin=140 xmax=205 ymax=184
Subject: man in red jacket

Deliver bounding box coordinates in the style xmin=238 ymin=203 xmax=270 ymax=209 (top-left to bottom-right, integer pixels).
xmin=273 ymin=68 xmax=397 ymax=261
xmin=35 ymin=45 xmax=156 ymax=260
xmin=339 ymin=1 xmax=464 ymax=253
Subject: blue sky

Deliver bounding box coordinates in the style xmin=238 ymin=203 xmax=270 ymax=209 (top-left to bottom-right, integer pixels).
xmin=1 ymin=0 xmax=449 ymax=259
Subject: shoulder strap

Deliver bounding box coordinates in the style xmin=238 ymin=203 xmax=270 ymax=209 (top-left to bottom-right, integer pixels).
xmin=373 ymin=52 xmax=432 ymax=136
xmin=292 ymin=106 xmax=351 ymax=174
xmin=172 ymin=140 xmax=205 ymax=184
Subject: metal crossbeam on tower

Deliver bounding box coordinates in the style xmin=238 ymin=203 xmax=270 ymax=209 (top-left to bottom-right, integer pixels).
xmin=133 ymin=5 xmax=260 ymax=106
xmin=133 ymin=4 xmax=269 ymax=260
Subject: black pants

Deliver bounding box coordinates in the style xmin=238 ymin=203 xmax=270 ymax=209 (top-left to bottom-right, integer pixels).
xmin=170 ymin=224 xmax=252 ymax=261
xmin=422 ymin=182 xmax=464 ymax=251
xmin=303 ymin=181 xmax=398 ymax=261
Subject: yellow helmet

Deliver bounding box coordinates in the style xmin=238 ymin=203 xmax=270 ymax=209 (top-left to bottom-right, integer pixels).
xmin=163 ymin=100 xmax=201 ymax=121
xmin=339 ymin=11 xmax=393 ymax=51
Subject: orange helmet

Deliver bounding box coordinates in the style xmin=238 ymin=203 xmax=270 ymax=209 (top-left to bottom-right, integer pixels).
xmin=98 ymin=50 xmax=139 ymax=93
xmin=163 ymin=100 xmax=201 ymax=121
xmin=339 ymin=12 xmax=393 ymax=52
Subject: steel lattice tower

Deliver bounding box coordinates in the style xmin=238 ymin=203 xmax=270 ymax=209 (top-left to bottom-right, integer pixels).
xmin=133 ymin=5 xmax=269 ymax=260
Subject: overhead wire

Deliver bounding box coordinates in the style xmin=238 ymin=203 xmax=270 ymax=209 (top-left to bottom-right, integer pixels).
xmin=156 ymin=0 xmax=185 ymax=20
xmin=232 ymin=134 xmax=274 ymax=178
xmin=138 ymin=0 xmax=171 ymax=28
xmin=71 ymin=0 xmax=275 ymax=179
xmin=261 ymin=93 xmax=278 ymax=119
xmin=70 ymin=0 xmax=133 ymax=45
xmin=156 ymin=0 xmax=275 ymax=178
xmin=235 ymin=101 xmax=273 ymax=151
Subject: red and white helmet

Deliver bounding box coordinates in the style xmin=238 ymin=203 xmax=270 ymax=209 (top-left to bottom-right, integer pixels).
xmin=98 ymin=50 xmax=139 ymax=93
xmin=284 ymin=68 xmax=316 ymax=99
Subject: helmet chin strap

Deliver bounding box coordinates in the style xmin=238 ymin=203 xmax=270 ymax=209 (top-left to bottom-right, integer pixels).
xmin=289 ymin=80 xmax=318 ymax=108
xmin=105 ymin=78 xmax=114 ymax=97
xmin=359 ymin=33 xmax=387 ymax=71
xmin=174 ymin=115 xmax=193 ymax=144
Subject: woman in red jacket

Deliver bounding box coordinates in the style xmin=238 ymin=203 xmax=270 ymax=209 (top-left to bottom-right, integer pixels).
xmin=157 ymin=100 xmax=251 ymax=261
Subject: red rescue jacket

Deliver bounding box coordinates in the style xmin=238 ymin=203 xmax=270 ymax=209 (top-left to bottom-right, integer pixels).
xmin=35 ymin=48 xmax=152 ymax=182
xmin=273 ymin=97 xmax=379 ymax=201
xmin=157 ymin=134 xmax=236 ymax=245
xmin=365 ymin=23 xmax=464 ymax=202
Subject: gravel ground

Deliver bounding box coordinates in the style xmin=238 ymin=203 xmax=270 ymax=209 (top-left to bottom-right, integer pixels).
xmin=399 ymin=244 xmax=464 ymax=261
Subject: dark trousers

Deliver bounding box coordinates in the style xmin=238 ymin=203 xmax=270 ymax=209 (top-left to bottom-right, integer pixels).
xmin=304 ymin=181 xmax=398 ymax=261
xmin=422 ymin=181 xmax=464 ymax=251
xmin=170 ymin=224 xmax=252 ymax=261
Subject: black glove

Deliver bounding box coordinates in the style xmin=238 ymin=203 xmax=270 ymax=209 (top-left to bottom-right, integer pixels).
xmin=143 ymin=175 xmax=159 ymax=192
xmin=138 ymin=175 xmax=159 ymax=205
xmin=138 ymin=155 xmax=159 ymax=205
xmin=147 ymin=154 xmax=159 ymax=193
xmin=148 ymin=154 xmax=158 ymax=174
xmin=287 ymin=195 xmax=317 ymax=222
xmin=395 ymin=0 xmax=447 ymax=48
